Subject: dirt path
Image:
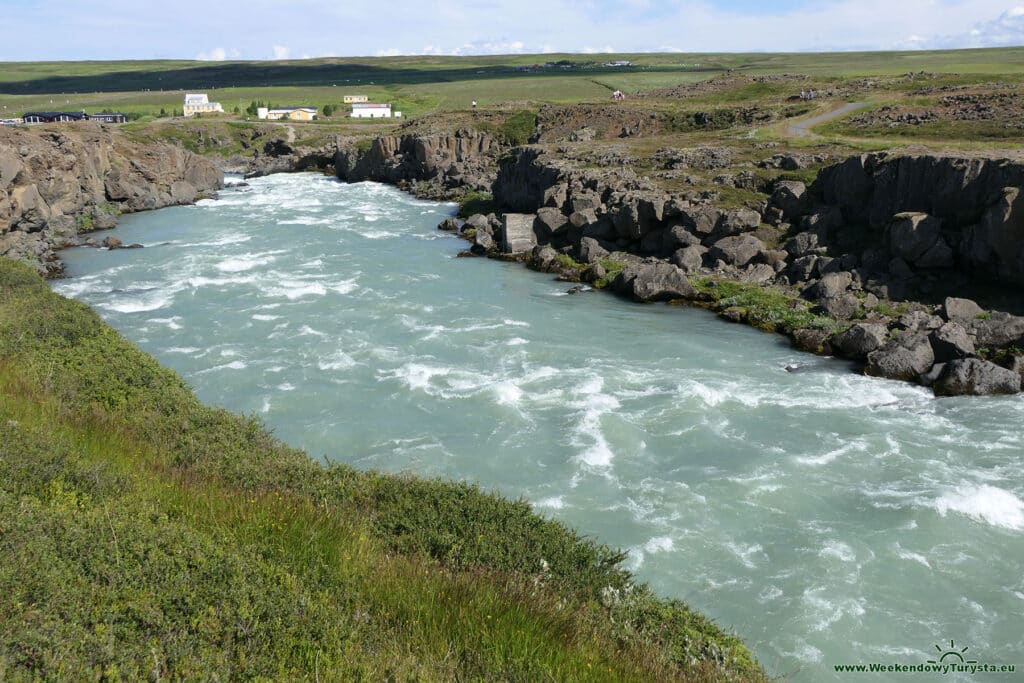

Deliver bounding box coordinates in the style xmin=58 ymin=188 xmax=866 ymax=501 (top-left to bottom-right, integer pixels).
xmin=786 ymin=101 xmax=870 ymax=139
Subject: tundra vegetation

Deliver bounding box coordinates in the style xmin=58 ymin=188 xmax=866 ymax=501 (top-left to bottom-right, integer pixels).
xmin=4 ymin=46 xmax=1024 ymax=677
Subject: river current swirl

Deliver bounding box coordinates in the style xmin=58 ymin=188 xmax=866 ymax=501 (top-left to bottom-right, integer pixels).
xmin=53 ymin=173 xmax=1024 ymax=681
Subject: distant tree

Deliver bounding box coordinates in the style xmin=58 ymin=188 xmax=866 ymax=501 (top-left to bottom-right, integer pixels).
xmin=233 ymin=106 xmax=241 ymax=115
xmin=322 ymin=104 xmax=335 ymax=117
xmin=246 ymin=100 xmax=259 ymax=116
xmin=159 ymin=108 xmax=168 ymax=118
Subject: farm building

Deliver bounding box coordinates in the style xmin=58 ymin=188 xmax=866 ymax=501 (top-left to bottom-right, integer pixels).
xmin=350 ymin=103 xmax=392 ymax=119
xmin=21 ymin=111 xmax=127 ymax=124
xmin=183 ymin=93 xmax=224 ymax=117
xmin=89 ymin=112 xmax=128 ymax=124
xmin=22 ymin=111 xmax=88 ymax=124
xmin=257 ymin=107 xmax=318 ymax=121
xmin=343 ymin=95 xmax=369 ymax=103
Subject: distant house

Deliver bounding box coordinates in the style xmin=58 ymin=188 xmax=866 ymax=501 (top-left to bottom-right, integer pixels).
xmin=183 ymin=93 xmax=224 ymax=117
xmin=257 ymin=107 xmax=318 ymax=122
xmin=89 ymin=112 xmax=128 ymax=124
xmin=20 ymin=111 xmax=127 ymax=125
xmin=604 ymin=60 xmax=632 ymax=67
xmin=0 ymin=118 xmax=23 ymax=126
xmin=343 ymin=95 xmax=369 ymax=104
xmin=22 ymin=111 xmax=88 ymax=124
xmin=350 ymin=103 xmax=391 ymax=119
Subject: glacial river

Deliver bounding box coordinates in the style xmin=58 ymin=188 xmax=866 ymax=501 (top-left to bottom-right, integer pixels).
xmin=54 ymin=174 xmax=1024 ymax=680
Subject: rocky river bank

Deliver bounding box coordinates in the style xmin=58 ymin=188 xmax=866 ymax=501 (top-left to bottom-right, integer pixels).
xmin=0 ymin=123 xmax=222 ymax=276
xmin=5 ymin=118 xmax=1023 ymax=397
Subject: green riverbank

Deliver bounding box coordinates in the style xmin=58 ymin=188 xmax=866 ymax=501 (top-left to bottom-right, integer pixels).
xmin=0 ymin=257 xmax=766 ymax=681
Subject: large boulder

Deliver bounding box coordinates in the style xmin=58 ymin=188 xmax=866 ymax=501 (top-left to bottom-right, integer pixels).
xmin=972 ymin=312 xmax=1024 ymax=348
xmin=578 ymin=236 xmax=609 ymax=264
xmin=803 ymin=272 xmax=853 ymax=301
xmin=929 ymin=322 xmax=975 ymax=363
xmin=662 ymin=224 xmax=701 ymax=251
xmin=784 ymin=231 xmax=825 ymax=258
xmin=714 ymin=208 xmax=761 ymax=237
xmin=708 ymin=235 xmax=765 ymax=267
xmin=832 ymin=323 xmax=889 ymax=359
xmin=865 ymin=333 xmax=935 ymax=382
xmin=933 ymin=358 xmax=1021 ymax=396
xmin=670 ymin=245 xmax=706 ymax=272
xmin=535 ymin=207 xmax=569 ymax=240
xmin=770 ymin=180 xmax=806 ymax=219
xmin=612 ymin=262 xmax=695 ymax=302
xmin=500 ymin=213 xmax=538 ymax=253
xmin=943 ymin=297 xmax=985 ymax=323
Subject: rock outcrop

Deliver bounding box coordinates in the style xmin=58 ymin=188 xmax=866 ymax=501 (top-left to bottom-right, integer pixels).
xmin=1 ymin=123 xmax=222 ymax=275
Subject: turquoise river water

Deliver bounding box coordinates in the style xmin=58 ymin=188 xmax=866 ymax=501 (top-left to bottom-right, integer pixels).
xmin=53 ymin=174 xmax=1023 ymax=680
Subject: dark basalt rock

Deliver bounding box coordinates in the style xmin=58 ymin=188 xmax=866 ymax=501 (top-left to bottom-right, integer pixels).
xmin=933 ymin=358 xmax=1021 ymax=396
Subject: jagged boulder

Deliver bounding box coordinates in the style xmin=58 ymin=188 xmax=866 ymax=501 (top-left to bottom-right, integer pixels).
xmin=865 ymin=333 xmax=935 ymax=381
xmin=832 ymin=323 xmax=889 ymax=358
xmin=770 ymin=180 xmax=806 ymax=219
xmin=972 ymin=312 xmax=1024 ymax=348
xmin=929 ymin=322 xmax=975 ymax=362
xmin=784 ymin=231 xmax=825 ymax=258
xmin=714 ymin=208 xmax=761 ymax=237
xmin=678 ymin=205 xmax=723 ymax=236
xmin=579 ymin=237 xmax=609 ymax=264
xmin=933 ymin=358 xmax=1021 ymax=396
xmin=663 ymin=224 xmax=701 ymax=251
xmin=708 ymin=235 xmax=765 ymax=267
xmin=612 ymin=262 xmax=695 ymax=302
xmin=535 ymin=207 xmax=569 ymax=240
xmin=670 ymin=245 xmax=706 ymax=272
xmin=943 ymin=297 xmax=985 ymax=322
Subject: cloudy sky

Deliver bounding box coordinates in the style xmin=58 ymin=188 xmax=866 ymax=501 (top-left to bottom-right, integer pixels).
xmin=1 ymin=0 xmax=1023 ymax=61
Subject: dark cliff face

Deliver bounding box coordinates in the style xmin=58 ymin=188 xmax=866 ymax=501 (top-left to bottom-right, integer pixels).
xmin=813 ymin=154 xmax=1024 ymax=284
xmin=334 ymin=130 xmax=498 ymax=197
xmin=1 ymin=123 xmax=223 ymax=275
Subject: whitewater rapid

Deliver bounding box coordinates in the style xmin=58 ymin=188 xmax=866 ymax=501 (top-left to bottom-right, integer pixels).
xmin=53 ymin=173 xmax=1024 ymax=681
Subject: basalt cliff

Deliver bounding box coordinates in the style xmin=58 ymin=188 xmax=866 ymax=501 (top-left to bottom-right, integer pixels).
xmin=0 ymin=123 xmax=223 ymax=276
xmin=307 ymin=131 xmax=1024 ymax=396
xmin=7 ymin=120 xmax=1024 ymax=396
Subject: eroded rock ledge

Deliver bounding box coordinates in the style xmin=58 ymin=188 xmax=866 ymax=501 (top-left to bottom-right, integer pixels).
xmin=1 ymin=123 xmax=223 ymax=276
xmin=342 ymin=137 xmax=1024 ymax=396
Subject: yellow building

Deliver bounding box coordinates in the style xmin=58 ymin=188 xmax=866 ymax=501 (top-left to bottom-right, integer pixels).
xmin=258 ymin=107 xmax=318 ymax=121
xmin=343 ymin=95 xmax=369 ymax=104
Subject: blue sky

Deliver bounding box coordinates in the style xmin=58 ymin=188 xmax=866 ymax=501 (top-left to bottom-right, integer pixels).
xmin=1 ymin=1 xmax=1022 ymax=61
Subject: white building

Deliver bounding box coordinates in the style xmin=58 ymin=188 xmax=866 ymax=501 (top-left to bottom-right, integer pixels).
xmin=183 ymin=93 xmax=224 ymax=117
xmin=350 ymin=103 xmax=392 ymax=119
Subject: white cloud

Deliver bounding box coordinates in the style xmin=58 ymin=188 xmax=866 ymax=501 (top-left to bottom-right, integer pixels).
xmin=7 ymin=0 xmax=1024 ymax=61
xmin=959 ymin=4 xmax=1024 ymax=46
xmin=196 ymin=47 xmax=228 ymax=61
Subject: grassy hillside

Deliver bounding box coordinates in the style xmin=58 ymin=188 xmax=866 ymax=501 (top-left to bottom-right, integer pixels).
xmin=0 ymin=257 xmax=766 ymax=680
xmin=3 ymin=46 xmax=1024 ymax=122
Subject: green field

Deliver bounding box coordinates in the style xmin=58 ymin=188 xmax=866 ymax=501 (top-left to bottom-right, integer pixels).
xmin=3 ymin=46 xmax=1024 ymax=122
